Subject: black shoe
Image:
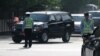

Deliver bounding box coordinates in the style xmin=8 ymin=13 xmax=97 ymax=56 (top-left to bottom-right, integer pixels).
xmin=23 ymin=46 xmax=27 ymax=48
xmin=29 ymin=46 xmax=31 ymax=48
xmin=29 ymin=44 xmax=32 ymax=48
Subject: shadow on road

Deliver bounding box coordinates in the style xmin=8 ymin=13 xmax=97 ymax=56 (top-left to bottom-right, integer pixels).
xmin=10 ymin=42 xmax=72 ymax=45
xmin=0 ymin=34 xmax=81 ymax=40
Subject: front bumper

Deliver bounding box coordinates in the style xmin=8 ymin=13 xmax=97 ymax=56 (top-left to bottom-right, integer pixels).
xmin=12 ymin=31 xmax=24 ymax=36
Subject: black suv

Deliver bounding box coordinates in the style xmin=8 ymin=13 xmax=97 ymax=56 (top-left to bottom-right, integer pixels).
xmin=12 ymin=11 xmax=74 ymax=43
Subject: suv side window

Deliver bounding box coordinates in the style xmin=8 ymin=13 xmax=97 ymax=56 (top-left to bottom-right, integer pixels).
xmin=62 ymin=15 xmax=71 ymax=21
xmin=55 ymin=15 xmax=62 ymax=21
xmin=49 ymin=15 xmax=56 ymax=21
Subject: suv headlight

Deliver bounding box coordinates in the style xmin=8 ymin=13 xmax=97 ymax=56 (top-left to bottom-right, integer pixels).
xmin=34 ymin=27 xmax=39 ymax=31
xmin=34 ymin=26 xmax=42 ymax=31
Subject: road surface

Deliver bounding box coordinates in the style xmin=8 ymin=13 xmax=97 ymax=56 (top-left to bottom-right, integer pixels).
xmin=0 ymin=34 xmax=82 ymax=56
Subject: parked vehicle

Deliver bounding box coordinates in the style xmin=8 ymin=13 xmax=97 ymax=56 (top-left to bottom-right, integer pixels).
xmin=71 ymin=14 xmax=84 ymax=33
xmin=12 ymin=11 xmax=74 ymax=43
xmin=89 ymin=10 xmax=100 ymax=27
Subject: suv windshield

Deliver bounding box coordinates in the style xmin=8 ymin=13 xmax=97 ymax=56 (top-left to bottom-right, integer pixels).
xmin=89 ymin=12 xmax=100 ymax=17
xmin=30 ymin=14 xmax=49 ymax=22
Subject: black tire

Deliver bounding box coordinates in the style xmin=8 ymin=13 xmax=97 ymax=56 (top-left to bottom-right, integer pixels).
xmin=93 ymin=51 xmax=96 ymax=56
xmin=93 ymin=50 xmax=100 ymax=56
xmin=38 ymin=32 xmax=48 ymax=43
xmin=62 ymin=32 xmax=70 ymax=42
xmin=12 ymin=35 xmax=22 ymax=43
xmin=81 ymin=46 xmax=86 ymax=56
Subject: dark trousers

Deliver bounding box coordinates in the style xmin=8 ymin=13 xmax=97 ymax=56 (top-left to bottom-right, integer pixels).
xmin=24 ymin=29 xmax=32 ymax=47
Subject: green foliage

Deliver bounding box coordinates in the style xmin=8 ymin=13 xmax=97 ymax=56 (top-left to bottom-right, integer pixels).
xmin=61 ymin=0 xmax=85 ymax=12
xmin=0 ymin=0 xmax=62 ymax=19
xmin=61 ymin=0 xmax=99 ymax=13
xmin=0 ymin=0 xmax=99 ymax=19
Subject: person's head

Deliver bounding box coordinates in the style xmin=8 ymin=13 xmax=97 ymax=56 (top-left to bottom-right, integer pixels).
xmin=25 ymin=14 xmax=30 ymax=17
xmin=84 ymin=12 xmax=89 ymax=20
xmin=14 ymin=16 xmax=19 ymax=21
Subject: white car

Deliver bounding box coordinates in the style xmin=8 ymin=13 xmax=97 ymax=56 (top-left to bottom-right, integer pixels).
xmin=71 ymin=14 xmax=84 ymax=33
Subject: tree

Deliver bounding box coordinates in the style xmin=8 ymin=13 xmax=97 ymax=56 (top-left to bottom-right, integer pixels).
xmin=0 ymin=0 xmax=99 ymax=19
xmin=46 ymin=0 xmax=62 ymax=10
xmin=61 ymin=0 xmax=85 ymax=13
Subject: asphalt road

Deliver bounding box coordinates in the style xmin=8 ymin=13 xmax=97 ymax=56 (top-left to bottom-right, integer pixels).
xmin=0 ymin=34 xmax=83 ymax=56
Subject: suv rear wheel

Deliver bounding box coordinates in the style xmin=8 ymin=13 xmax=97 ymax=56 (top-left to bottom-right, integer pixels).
xmin=62 ymin=32 xmax=70 ymax=42
xmin=93 ymin=50 xmax=100 ymax=56
xmin=38 ymin=32 xmax=48 ymax=43
xmin=12 ymin=35 xmax=22 ymax=43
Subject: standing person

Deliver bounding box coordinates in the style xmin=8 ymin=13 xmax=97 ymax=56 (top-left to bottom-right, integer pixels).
xmin=81 ymin=12 xmax=94 ymax=43
xmin=23 ymin=14 xmax=33 ymax=48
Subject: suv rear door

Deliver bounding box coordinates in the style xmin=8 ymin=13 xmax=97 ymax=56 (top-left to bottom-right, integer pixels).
xmin=48 ymin=15 xmax=58 ymax=37
xmin=61 ymin=14 xmax=74 ymax=33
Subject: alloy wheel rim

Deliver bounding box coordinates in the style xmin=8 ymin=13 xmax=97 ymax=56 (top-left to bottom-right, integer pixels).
xmin=66 ymin=32 xmax=69 ymax=40
xmin=42 ymin=33 xmax=48 ymax=41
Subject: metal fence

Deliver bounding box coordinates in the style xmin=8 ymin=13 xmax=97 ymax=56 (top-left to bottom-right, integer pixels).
xmin=0 ymin=19 xmax=12 ymax=34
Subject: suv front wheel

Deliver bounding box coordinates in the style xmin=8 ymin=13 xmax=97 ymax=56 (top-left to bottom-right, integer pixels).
xmin=38 ymin=32 xmax=48 ymax=43
xmin=62 ymin=32 xmax=70 ymax=42
xmin=12 ymin=35 xmax=22 ymax=43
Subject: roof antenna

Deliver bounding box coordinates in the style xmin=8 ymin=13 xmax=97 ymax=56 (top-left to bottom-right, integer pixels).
xmin=45 ymin=5 xmax=48 ymax=14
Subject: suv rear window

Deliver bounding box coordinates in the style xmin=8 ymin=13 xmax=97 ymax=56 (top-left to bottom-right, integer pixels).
xmin=30 ymin=14 xmax=49 ymax=22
